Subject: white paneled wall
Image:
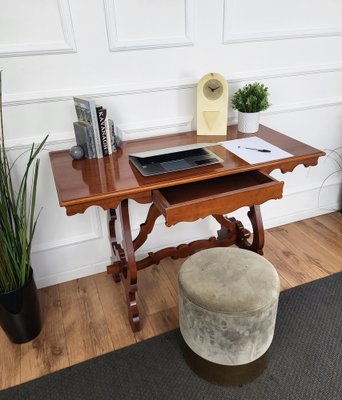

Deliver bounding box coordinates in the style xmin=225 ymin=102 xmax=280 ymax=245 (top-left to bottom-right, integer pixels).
xmin=0 ymin=0 xmax=341 ymax=287
xmin=223 ymin=0 xmax=342 ymax=43
xmin=104 ymin=0 xmax=194 ymax=51
xmin=0 ymin=0 xmax=76 ymax=57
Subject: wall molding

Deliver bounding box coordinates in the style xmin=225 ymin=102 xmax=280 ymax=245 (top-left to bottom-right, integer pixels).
xmin=228 ymin=94 xmax=342 ymax=125
xmin=35 ymin=259 xmax=108 ymax=288
xmin=4 ymin=92 xmax=342 ymax=148
xmin=263 ymin=182 xmax=342 ymax=230
xmin=117 ymin=115 xmax=194 ymax=140
xmin=0 ymin=0 xmax=76 ymax=58
xmin=31 ymin=208 xmax=103 ymax=254
xmin=266 ymin=96 xmax=342 ymax=115
xmin=5 ymin=133 xmax=76 ymax=151
xmin=3 ymin=62 xmax=342 ymax=107
xmin=4 ymin=116 xmax=194 ymax=148
xmin=103 ymin=0 xmax=194 ymax=51
xmin=223 ymin=0 xmax=342 ymax=44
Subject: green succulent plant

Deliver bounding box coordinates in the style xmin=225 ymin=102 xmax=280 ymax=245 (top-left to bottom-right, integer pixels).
xmin=231 ymin=82 xmax=270 ymax=113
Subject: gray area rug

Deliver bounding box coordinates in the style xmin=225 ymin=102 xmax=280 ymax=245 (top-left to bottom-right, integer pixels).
xmin=1 ymin=272 xmax=341 ymax=400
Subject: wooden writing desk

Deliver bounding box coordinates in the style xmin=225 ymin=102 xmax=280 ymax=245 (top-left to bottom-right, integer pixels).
xmin=49 ymin=125 xmax=325 ymax=331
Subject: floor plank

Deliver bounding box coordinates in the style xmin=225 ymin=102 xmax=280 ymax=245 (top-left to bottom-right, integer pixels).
xmin=147 ymin=306 xmax=179 ymax=337
xmin=269 ymin=225 xmax=331 ymax=276
xmin=94 ymin=272 xmax=136 ymax=350
xmin=296 ymin=216 xmax=342 ymax=261
xmin=320 ymin=211 xmax=342 ymax=232
xmin=137 ymin=263 xmax=178 ymax=315
xmin=0 ymin=329 xmax=21 ymax=389
xmin=20 ymin=285 xmax=69 ymax=384
xmin=264 ymin=232 xmax=319 ymax=288
xmin=58 ymin=276 xmax=113 ymax=366
xmin=0 ymin=212 xmax=341 ymax=391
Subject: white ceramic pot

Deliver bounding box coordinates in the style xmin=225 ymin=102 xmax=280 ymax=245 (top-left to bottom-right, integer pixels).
xmin=238 ymin=111 xmax=260 ymax=134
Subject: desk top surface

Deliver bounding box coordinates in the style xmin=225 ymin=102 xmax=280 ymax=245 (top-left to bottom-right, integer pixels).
xmin=49 ymin=125 xmax=324 ymax=215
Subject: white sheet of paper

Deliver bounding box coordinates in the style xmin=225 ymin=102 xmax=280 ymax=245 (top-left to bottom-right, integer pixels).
xmin=219 ymin=137 xmax=293 ymax=164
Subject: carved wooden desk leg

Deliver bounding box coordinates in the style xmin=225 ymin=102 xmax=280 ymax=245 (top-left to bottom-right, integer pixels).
xmin=107 ymin=209 xmax=125 ymax=283
xmin=119 ymin=200 xmax=140 ymax=332
xmin=237 ymin=205 xmax=265 ymax=255
xmin=133 ymin=203 xmax=161 ymax=252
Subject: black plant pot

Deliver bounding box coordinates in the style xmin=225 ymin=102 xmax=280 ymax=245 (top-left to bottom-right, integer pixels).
xmin=0 ymin=269 xmax=42 ymax=344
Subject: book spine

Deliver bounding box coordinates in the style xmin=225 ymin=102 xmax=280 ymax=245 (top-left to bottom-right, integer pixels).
xmin=104 ymin=117 xmax=112 ymax=155
xmin=88 ymin=102 xmax=103 ymax=158
xmin=96 ymin=107 xmax=109 ymax=156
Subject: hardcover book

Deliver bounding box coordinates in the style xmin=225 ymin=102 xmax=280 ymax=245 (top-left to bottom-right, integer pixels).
xmin=96 ymin=106 xmax=111 ymax=156
xmin=104 ymin=118 xmax=112 ymax=155
xmin=73 ymin=97 xmax=103 ymax=158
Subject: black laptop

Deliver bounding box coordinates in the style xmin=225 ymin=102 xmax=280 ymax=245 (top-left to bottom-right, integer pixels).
xmin=129 ymin=143 xmax=223 ymax=177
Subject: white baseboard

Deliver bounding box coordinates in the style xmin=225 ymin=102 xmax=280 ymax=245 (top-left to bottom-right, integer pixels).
xmin=263 ymin=203 xmax=341 ymax=230
xmin=35 ymin=260 xmax=108 ymax=289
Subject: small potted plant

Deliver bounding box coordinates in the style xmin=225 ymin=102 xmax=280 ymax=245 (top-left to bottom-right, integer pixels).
xmin=231 ymin=82 xmax=270 ymax=133
xmin=0 ymin=72 xmax=47 ymax=343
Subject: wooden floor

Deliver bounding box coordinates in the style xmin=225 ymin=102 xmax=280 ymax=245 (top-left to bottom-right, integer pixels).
xmin=0 ymin=212 xmax=341 ymax=391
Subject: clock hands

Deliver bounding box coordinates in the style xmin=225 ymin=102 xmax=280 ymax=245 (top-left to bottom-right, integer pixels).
xmin=208 ymin=86 xmax=220 ymax=92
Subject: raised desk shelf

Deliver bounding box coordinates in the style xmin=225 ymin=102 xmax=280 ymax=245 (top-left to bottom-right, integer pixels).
xmin=152 ymin=170 xmax=284 ymax=226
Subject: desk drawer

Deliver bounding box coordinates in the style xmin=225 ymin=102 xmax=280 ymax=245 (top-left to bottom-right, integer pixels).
xmin=152 ymin=171 xmax=284 ymax=226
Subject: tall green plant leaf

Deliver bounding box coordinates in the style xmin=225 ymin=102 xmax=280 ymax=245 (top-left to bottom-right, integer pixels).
xmin=0 ymin=71 xmax=48 ymax=292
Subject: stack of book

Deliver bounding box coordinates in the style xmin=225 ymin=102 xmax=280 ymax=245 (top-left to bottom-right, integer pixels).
xmin=73 ymin=97 xmax=120 ymax=159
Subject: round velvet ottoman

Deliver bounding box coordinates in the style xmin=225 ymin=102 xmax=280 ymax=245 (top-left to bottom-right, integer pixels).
xmin=178 ymin=247 xmax=280 ymax=386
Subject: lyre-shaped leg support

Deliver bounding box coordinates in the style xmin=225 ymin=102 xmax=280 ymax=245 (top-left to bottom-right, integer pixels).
xmin=107 ymin=209 xmax=126 ymax=282
xmin=236 ymin=205 xmax=265 ymax=255
xmin=119 ymin=200 xmax=140 ymax=331
xmin=106 ymin=200 xmax=140 ymax=331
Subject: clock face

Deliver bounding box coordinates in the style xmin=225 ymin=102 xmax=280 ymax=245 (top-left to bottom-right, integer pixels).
xmin=203 ymin=79 xmax=224 ymax=100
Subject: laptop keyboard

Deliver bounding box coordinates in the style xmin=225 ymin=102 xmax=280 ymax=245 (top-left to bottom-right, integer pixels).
xmin=137 ymin=148 xmax=207 ymax=166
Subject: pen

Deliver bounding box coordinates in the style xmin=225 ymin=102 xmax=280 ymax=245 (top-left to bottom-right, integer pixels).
xmin=238 ymin=146 xmax=271 ymax=153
